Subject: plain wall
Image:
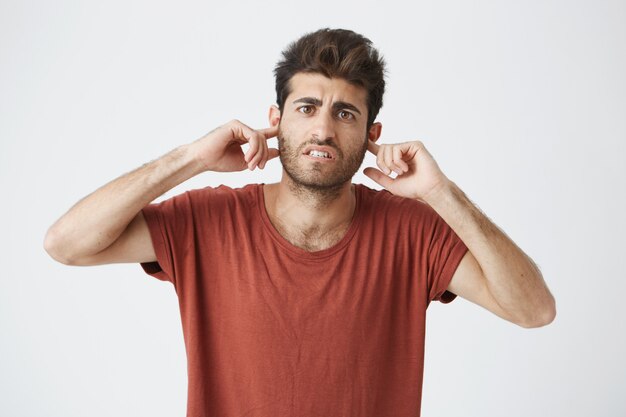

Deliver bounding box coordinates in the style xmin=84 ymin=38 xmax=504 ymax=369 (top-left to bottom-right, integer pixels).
xmin=1 ymin=0 xmax=625 ymax=415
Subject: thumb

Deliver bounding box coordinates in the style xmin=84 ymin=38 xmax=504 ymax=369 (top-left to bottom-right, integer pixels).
xmin=363 ymin=167 xmax=394 ymax=189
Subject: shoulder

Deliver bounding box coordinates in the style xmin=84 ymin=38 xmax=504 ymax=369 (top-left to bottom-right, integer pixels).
xmin=356 ymin=183 xmax=436 ymax=219
xmin=153 ymin=183 xmax=261 ymax=223
xmin=187 ymin=183 xmax=260 ymax=206
xmin=355 ymin=183 xmax=447 ymax=239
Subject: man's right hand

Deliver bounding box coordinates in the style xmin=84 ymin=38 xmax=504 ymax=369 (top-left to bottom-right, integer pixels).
xmin=189 ymin=119 xmax=280 ymax=173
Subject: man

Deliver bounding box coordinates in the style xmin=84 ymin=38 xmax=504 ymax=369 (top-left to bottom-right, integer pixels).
xmin=44 ymin=28 xmax=556 ymax=417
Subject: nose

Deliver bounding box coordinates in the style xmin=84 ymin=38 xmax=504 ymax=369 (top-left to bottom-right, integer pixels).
xmin=310 ymin=108 xmax=336 ymax=142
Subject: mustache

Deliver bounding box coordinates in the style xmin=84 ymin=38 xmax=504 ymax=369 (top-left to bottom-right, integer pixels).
xmin=278 ymin=133 xmax=342 ymax=156
xmin=301 ymin=138 xmax=339 ymax=151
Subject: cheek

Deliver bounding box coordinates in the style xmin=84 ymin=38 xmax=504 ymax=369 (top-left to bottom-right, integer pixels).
xmin=280 ymin=124 xmax=305 ymax=146
xmin=277 ymin=130 xmax=298 ymax=154
xmin=283 ymin=122 xmax=307 ymax=141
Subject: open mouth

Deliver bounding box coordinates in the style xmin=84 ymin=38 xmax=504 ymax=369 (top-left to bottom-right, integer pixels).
xmin=302 ymin=145 xmax=336 ymax=161
xmin=307 ymin=150 xmax=332 ymax=159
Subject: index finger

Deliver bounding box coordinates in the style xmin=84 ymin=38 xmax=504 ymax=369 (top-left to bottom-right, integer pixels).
xmin=367 ymin=139 xmax=380 ymax=155
xmin=259 ymin=124 xmax=279 ymax=140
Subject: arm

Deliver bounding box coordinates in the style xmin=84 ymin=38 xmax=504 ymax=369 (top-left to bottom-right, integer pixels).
xmin=425 ymin=181 xmax=556 ymax=328
xmin=44 ymin=120 xmax=279 ymax=266
xmin=364 ymin=139 xmax=556 ymax=328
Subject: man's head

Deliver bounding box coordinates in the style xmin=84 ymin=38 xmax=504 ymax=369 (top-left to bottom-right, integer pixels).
xmin=269 ymin=28 xmax=387 ymax=194
xmin=273 ymin=28 xmax=386 ymax=130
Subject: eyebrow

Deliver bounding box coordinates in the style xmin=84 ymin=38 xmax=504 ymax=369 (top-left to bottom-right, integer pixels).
xmin=292 ymin=97 xmax=362 ymax=116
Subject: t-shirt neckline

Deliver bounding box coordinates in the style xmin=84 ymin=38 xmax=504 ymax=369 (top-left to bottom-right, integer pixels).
xmin=256 ymin=183 xmax=364 ymax=260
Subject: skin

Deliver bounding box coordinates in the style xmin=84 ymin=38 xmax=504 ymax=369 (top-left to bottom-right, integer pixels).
xmin=262 ymin=73 xmax=382 ymax=250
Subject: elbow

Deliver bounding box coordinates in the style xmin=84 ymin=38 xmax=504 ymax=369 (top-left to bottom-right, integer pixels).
xmin=43 ymin=227 xmax=75 ymax=265
xmin=519 ymin=296 xmax=557 ymax=329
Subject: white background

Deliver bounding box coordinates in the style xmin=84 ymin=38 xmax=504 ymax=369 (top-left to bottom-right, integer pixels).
xmin=2 ymin=0 xmax=625 ymax=416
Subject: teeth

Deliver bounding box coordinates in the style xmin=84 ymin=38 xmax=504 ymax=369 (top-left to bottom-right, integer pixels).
xmin=308 ymin=150 xmax=331 ymax=158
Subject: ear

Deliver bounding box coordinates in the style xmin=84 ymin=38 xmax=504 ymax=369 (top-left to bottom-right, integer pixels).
xmin=269 ymin=105 xmax=281 ymax=127
xmin=367 ymin=122 xmax=382 ymax=143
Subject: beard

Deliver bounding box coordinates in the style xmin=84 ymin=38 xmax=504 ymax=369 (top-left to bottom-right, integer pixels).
xmin=277 ymin=126 xmax=368 ymax=198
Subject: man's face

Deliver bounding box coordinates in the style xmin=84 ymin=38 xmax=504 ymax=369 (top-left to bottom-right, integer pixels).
xmin=275 ymin=72 xmax=374 ymax=191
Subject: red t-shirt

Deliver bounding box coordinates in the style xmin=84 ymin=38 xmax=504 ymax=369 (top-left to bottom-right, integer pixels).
xmin=140 ymin=183 xmax=468 ymax=417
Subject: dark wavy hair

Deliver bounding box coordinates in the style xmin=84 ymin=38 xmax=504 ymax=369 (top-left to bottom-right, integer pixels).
xmin=273 ymin=28 xmax=387 ymax=128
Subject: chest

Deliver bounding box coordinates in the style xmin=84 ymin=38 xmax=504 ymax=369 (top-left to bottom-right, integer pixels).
xmin=274 ymin=222 xmax=351 ymax=252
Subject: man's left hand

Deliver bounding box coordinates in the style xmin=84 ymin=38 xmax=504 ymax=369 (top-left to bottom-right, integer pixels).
xmin=363 ymin=140 xmax=451 ymax=202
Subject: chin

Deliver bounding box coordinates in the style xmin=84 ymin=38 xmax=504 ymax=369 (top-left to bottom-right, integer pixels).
xmin=284 ymin=165 xmax=355 ymax=191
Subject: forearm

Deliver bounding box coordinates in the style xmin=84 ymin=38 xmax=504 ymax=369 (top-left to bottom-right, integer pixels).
xmin=45 ymin=144 xmax=204 ymax=262
xmin=425 ymin=180 xmax=556 ymax=325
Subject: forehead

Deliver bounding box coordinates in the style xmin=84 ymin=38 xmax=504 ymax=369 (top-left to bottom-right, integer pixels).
xmin=286 ymin=72 xmax=367 ymax=110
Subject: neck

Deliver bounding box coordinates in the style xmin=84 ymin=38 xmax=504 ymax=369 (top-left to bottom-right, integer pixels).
xmin=264 ymin=174 xmax=356 ymax=242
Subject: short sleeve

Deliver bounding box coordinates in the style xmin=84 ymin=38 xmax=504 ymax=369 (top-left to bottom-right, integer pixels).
xmin=426 ymin=209 xmax=469 ymax=304
xmin=139 ymin=190 xmax=196 ymax=288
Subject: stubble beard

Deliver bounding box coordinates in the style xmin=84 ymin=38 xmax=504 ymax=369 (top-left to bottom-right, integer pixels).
xmin=278 ymin=127 xmax=368 ymax=204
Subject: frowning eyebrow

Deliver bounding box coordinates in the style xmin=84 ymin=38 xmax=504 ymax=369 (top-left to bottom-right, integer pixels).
xmin=292 ymin=97 xmax=362 ymax=115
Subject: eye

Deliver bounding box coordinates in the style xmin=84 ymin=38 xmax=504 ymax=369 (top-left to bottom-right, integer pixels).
xmin=338 ymin=110 xmax=354 ymax=120
xmin=298 ymin=105 xmax=313 ymax=114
